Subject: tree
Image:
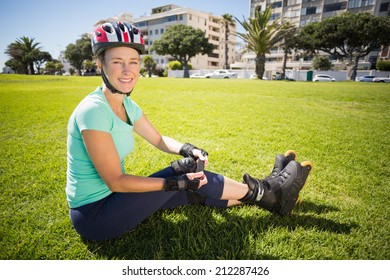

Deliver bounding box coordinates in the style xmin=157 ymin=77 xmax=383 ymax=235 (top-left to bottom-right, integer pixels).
xmin=221 ymin=14 xmax=235 ymax=69
xmin=299 ymin=12 xmax=390 ymax=80
xmin=142 ymin=55 xmax=156 ymax=77
xmin=168 ymin=61 xmax=192 ymax=70
xmin=5 ymin=59 xmax=24 ymax=74
xmin=280 ymin=22 xmax=300 ymax=78
xmin=44 ymin=60 xmax=63 ymax=75
xmin=5 ymin=37 xmax=42 ymax=74
xmin=34 ymin=51 xmax=52 ymax=74
xmin=236 ymin=5 xmax=288 ymax=79
xmin=312 ymin=56 xmax=333 ymax=70
xmin=151 ymin=24 xmax=214 ymax=78
xmin=376 ymin=60 xmax=390 ymax=71
xmin=65 ymin=33 xmax=92 ymax=75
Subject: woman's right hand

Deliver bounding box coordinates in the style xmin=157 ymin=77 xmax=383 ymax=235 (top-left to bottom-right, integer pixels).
xmin=186 ymin=171 xmax=208 ymax=189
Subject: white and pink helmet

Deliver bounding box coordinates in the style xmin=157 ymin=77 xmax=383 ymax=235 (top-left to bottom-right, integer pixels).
xmin=92 ymin=22 xmax=145 ymax=55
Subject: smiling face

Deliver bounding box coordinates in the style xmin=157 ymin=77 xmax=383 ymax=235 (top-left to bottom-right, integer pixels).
xmin=99 ymin=46 xmax=140 ymax=94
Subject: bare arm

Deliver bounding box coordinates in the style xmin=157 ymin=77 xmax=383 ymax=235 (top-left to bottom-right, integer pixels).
xmin=134 ymin=113 xmax=183 ymax=154
xmin=81 ymin=129 xmax=165 ymax=193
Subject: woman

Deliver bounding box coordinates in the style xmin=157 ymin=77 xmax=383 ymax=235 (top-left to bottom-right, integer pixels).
xmin=66 ymin=22 xmax=310 ymax=241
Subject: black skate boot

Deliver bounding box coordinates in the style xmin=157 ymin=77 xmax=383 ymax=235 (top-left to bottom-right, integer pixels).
xmin=239 ymin=175 xmax=278 ymax=212
xmin=242 ymin=160 xmax=312 ymax=215
xmin=264 ymin=150 xmax=297 ymax=181
xmin=267 ymin=160 xmax=312 ymax=215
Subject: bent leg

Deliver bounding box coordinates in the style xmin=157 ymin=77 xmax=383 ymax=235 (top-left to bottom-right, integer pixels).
xmin=70 ymin=190 xmax=188 ymax=241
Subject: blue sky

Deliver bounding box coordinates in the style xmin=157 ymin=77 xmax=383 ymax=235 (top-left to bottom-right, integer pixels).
xmin=0 ymin=0 xmax=249 ymax=69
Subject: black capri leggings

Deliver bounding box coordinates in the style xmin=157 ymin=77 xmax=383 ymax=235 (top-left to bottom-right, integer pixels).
xmin=69 ymin=167 xmax=228 ymax=241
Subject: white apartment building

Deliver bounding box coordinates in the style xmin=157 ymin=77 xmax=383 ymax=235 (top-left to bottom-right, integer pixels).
xmin=234 ymin=0 xmax=390 ymax=71
xmin=133 ymin=4 xmax=236 ymax=70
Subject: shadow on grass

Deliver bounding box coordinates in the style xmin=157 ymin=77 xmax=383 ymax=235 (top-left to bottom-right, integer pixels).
xmin=83 ymin=201 xmax=358 ymax=260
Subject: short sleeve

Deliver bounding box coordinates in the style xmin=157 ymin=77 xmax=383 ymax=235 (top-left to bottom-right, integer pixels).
xmin=75 ymin=101 xmax=112 ymax=133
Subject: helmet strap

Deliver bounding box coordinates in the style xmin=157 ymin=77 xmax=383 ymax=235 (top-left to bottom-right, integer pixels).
xmin=101 ymin=69 xmax=132 ymax=97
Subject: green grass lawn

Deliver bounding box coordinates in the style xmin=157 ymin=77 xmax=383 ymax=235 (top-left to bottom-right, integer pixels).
xmin=0 ymin=75 xmax=389 ymax=259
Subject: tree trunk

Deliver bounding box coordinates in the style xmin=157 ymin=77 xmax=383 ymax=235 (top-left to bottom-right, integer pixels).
xmin=346 ymin=56 xmax=359 ymax=81
xmin=256 ymin=54 xmax=266 ymax=79
xmin=224 ymin=23 xmax=229 ymax=69
xmin=183 ymin=61 xmax=190 ymax=78
xmin=23 ymin=64 xmax=29 ymax=75
xmin=281 ymin=50 xmax=288 ymax=78
xmin=29 ymin=62 xmax=35 ymax=74
xmin=350 ymin=56 xmax=360 ymax=81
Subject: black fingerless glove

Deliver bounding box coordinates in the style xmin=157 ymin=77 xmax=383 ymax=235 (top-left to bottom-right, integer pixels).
xmin=171 ymin=157 xmax=197 ymax=175
xmin=179 ymin=143 xmax=208 ymax=160
xmin=164 ymin=175 xmax=200 ymax=192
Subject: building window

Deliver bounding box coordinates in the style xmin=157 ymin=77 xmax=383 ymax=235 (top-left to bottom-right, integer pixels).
xmin=306 ymin=7 xmax=317 ymax=15
xmin=379 ymin=2 xmax=389 ymax=12
xmin=271 ymin=1 xmax=282 ymax=9
xmin=160 ymin=28 xmax=164 ymax=34
xmin=348 ymin=0 xmax=374 ymax=9
xmin=324 ymin=1 xmax=347 ymax=12
xmin=149 ymin=30 xmax=153 ymax=35
xmin=270 ymin=13 xmax=281 ymax=20
xmin=361 ymin=0 xmax=375 ymax=7
xmin=155 ymin=29 xmax=159 ymax=35
xmin=165 ymin=15 xmax=177 ymax=22
xmin=135 ymin=21 xmax=148 ymax=27
xmin=348 ymin=0 xmax=359 ymax=8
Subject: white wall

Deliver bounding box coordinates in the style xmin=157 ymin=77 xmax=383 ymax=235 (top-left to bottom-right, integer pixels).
xmin=169 ymin=69 xmax=390 ymax=81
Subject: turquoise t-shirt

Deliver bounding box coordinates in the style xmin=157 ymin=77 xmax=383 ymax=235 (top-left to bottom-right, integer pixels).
xmin=66 ymin=86 xmax=143 ymax=208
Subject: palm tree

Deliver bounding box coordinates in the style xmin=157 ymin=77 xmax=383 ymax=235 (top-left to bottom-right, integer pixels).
xmin=236 ymin=5 xmax=287 ymax=79
xmin=221 ymin=14 xmax=235 ymax=70
xmin=5 ymin=37 xmax=41 ymax=74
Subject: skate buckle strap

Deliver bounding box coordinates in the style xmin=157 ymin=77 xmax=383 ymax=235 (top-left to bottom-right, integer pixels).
xmin=255 ymin=182 xmax=265 ymax=202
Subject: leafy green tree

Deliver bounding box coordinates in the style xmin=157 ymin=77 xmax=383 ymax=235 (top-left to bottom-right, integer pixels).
xmin=280 ymin=22 xmax=300 ymax=78
xmin=299 ymin=12 xmax=390 ymax=80
xmin=83 ymin=60 xmax=97 ymax=75
xmin=5 ymin=37 xmax=42 ymax=74
xmin=168 ymin=61 xmax=182 ymax=70
xmin=65 ymin=33 xmax=92 ymax=75
xmin=142 ymin=55 xmax=157 ymax=77
xmin=168 ymin=61 xmax=192 ymax=70
xmin=221 ymin=13 xmax=235 ymax=70
xmin=34 ymin=51 xmax=52 ymax=74
xmin=312 ymin=56 xmax=333 ymax=70
xmin=236 ymin=5 xmax=288 ymax=79
xmin=376 ymin=60 xmax=390 ymax=71
xmin=151 ymin=24 xmax=214 ymax=78
xmin=5 ymin=59 xmax=24 ymax=74
xmin=44 ymin=60 xmax=63 ymax=75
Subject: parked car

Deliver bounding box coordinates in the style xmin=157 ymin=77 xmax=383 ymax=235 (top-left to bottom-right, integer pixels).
xmin=204 ymin=70 xmax=237 ymax=79
xmin=373 ymin=76 xmax=390 ymax=83
xmin=250 ymin=74 xmax=268 ymax=80
xmin=190 ymin=73 xmax=205 ymax=78
xmin=355 ymin=75 xmax=376 ymax=82
xmin=274 ymin=74 xmax=295 ymax=81
xmin=313 ymin=74 xmax=336 ymax=82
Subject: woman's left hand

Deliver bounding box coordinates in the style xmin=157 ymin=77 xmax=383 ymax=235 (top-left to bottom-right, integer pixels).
xmin=192 ymin=149 xmax=209 ymax=167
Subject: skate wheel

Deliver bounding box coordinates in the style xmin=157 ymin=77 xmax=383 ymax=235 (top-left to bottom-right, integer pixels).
xmin=301 ymin=161 xmax=313 ymax=171
xmin=284 ymin=150 xmax=297 ymax=160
